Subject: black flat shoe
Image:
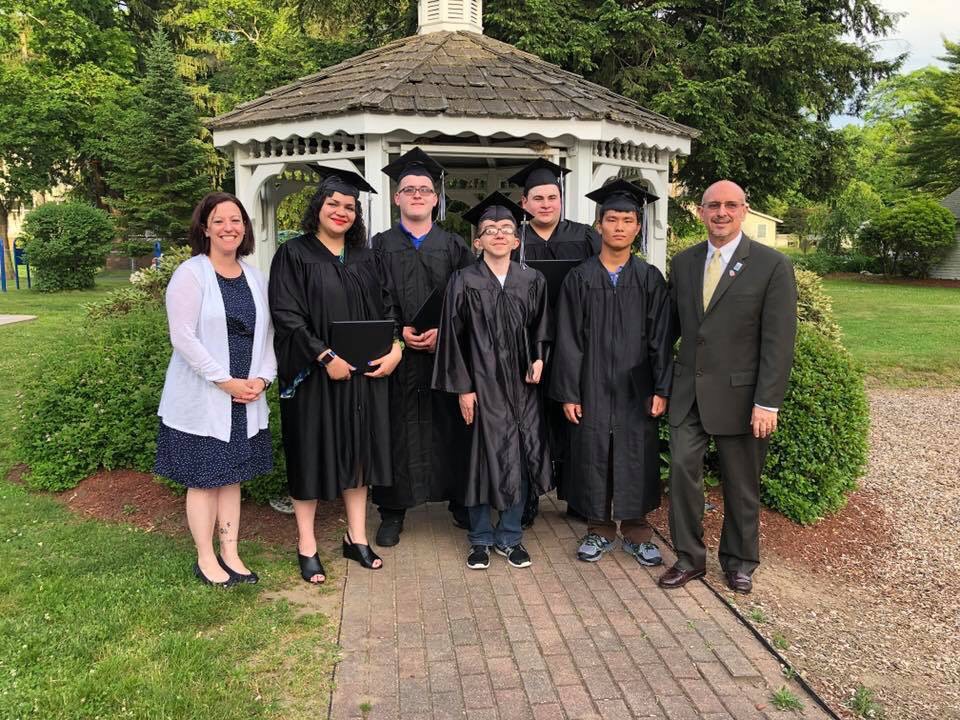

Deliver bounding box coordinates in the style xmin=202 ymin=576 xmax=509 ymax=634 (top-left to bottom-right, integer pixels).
xmin=342 ymin=532 xmax=382 ymax=570
xmin=297 ymin=552 xmax=326 ymax=584
xmin=194 ymin=562 xmax=237 ymax=588
xmin=217 ymin=554 xmax=259 ymax=584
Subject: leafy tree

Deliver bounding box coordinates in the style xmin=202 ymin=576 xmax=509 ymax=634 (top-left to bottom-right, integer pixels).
xmin=857 ymin=196 xmax=957 ymax=277
xmin=817 ymin=179 xmax=883 ymax=254
xmin=904 ymin=39 xmax=960 ymax=196
xmin=107 ymin=29 xmax=213 ymax=241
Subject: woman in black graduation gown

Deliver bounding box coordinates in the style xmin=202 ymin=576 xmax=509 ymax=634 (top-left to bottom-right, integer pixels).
xmin=269 ymin=170 xmax=402 ymax=582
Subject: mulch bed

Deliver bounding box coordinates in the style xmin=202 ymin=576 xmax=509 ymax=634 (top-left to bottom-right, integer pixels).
xmin=38 ymin=468 xmax=346 ymax=549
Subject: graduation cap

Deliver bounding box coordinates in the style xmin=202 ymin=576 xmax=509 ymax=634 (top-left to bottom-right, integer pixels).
xmin=308 ymin=164 xmax=377 ymax=197
xmin=586 ymin=179 xmax=659 ymax=253
xmin=463 ymin=192 xmax=535 ymax=265
xmin=308 ymin=163 xmax=377 ymax=244
xmin=508 ymin=157 xmax=570 ymax=221
xmin=381 ymin=147 xmax=448 ymax=221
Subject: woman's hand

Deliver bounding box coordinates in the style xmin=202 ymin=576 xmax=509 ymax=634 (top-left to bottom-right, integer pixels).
xmin=364 ymin=342 xmax=402 ymax=378
xmin=324 ymin=354 xmax=355 ymax=381
xmin=526 ymin=359 xmax=544 ymax=384
xmin=459 ymin=392 xmax=477 ymax=425
xmin=216 ymin=378 xmax=259 ymax=403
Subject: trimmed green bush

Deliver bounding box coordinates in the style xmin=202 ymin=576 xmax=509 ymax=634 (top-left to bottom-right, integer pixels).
xmin=795 ymin=269 xmax=841 ymax=343
xmin=762 ymin=323 xmax=869 ymax=523
xmin=20 ymin=202 xmax=115 ymax=292
xmin=857 ymin=196 xmax=957 ymax=277
xmin=790 ymin=250 xmax=882 ymax=276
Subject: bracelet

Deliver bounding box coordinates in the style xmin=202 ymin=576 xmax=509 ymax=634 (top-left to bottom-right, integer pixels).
xmin=258 ymin=377 xmax=272 ymax=390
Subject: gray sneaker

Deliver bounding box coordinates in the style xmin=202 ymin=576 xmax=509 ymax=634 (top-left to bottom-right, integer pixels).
xmin=623 ymin=539 xmax=663 ymax=566
xmin=576 ymin=533 xmax=616 ymax=562
xmin=269 ymin=496 xmax=295 ymax=515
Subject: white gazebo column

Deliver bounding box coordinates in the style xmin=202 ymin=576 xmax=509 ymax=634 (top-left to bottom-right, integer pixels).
xmin=566 ymin=139 xmax=595 ymax=225
xmin=364 ymin=135 xmax=391 ymax=236
xmin=234 ymin=145 xmax=285 ymax=274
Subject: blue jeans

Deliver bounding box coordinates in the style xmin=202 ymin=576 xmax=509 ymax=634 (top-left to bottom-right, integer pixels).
xmin=468 ymin=480 xmax=527 ymax=548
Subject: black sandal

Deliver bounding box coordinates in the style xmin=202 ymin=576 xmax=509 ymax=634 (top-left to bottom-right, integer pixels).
xmin=297 ymin=552 xmax=326 ymax=584
xmin=342 ymin=531 xmax=382 ymax=570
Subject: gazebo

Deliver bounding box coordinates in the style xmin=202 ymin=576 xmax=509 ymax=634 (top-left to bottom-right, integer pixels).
xmin=208 ymin=0 xmax=698 ymax=274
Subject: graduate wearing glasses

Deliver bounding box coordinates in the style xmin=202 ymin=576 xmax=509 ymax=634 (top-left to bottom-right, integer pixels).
xmin=370 ymin=148 xmax=474 ymax=547
xmin=432 ymin=193 xmax=551 ymax=570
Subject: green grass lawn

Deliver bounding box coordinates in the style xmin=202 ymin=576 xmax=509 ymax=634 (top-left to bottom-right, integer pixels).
xmin=823 ymin=278 xmax=960 ymax=387
xmin=0 ymin=272 xmax=339 ymax=719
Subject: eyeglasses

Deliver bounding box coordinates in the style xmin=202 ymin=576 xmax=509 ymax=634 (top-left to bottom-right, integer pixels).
xmin=479 ymin=227 xmax=518 ymax=237
xmin=398 ymin=186 xmax=436 ymax=197
xmin=701 ymin=201 xmax=745 ymax=212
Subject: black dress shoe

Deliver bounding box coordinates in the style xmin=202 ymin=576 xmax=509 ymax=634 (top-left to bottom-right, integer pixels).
xmin=194 ymin=562 xmax=237 ymax=588
xmin=375 ymin=517 xmax=403 ymax=547
xmin=724 ymin=570 xmax=753 ymax=594
xmin=343 ymin=532 xmax=382 ymax=570
xmin=657 ymin=565 xmax=706 ymax=589
xmin=217 ymin=554 xmax=259 ymax=584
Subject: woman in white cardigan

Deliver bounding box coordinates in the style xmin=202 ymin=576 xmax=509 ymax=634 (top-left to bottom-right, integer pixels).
xmin=156 ymin=192 xmax=277 ymax=587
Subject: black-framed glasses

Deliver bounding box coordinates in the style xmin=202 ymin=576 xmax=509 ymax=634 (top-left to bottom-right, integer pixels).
xmin=479 ymin=227 xmax=518 ymax=237
xmin=398 ymin=186 xmax=436 ymax=197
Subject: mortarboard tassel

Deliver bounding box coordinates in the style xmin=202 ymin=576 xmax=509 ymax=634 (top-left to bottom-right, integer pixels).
xmin=520 ymin=217 xmax=528 ymax=268
xmin=439 ymin=169 xmax=446 ymax=222
xmin=366 ymin=193 xmax=373 ymax=247
xmin=640 ymin=199 xmax=649 ymax=256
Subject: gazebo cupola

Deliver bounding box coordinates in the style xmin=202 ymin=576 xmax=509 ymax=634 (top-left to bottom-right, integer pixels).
xmin=208 ymin=0 xmax=698 ymax=274
xmin=418 ymin=0 xmax=482 ymax=34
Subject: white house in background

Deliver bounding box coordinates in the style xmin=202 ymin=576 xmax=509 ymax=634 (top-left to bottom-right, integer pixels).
xmin=931 ymin=186 xmax=960 ymax=280
xmin=207 ymin=0 xmax=698 ymax=274
xmin=742 ymin=209 xmax=785 ymax=248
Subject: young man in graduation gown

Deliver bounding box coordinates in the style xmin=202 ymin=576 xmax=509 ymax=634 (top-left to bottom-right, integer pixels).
xmin=370 ymin=148 xmax=474 ymax=546
xmin=550 ymin=179 xmax=673 ymax=566
xmin=433 ymin=193 xmax=552 ymax=570
xmin=507 ymin=158 xmax=601 ymax=527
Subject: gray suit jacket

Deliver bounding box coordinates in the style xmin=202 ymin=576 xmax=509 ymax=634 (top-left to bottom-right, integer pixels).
xmin=667 ymin=235 xmax=797 ymax=435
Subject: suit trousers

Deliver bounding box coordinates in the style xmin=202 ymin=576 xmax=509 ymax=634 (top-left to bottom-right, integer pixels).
xmin=668 ymin=401 xmax=769 ymax=575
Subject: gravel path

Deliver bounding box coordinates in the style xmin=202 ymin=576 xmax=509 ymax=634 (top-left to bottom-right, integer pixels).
xmin=737 ymin=388 xmax=960 ymax=719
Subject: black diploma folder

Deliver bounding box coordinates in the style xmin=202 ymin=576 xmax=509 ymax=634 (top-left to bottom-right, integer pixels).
xmin=630 ymin=362 xmax=654 ymax=409
xmin=410 ymin=287 xmax=444 ymax=332
xmin=328 ymin=320 xmax=394 ymax=370
xmin=525 ymin=259 xmax=580 ymax=307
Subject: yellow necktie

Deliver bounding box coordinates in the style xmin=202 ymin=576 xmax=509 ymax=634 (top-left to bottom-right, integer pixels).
xmin=703 ymin=249 xmax=722 ymax=310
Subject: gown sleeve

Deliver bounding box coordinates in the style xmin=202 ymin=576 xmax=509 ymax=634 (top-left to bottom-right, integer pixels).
xmin=268 ymin=243 xmax=329 ymax=388
xmin=451 ymin=232 xmax=475 ymax=271
xmin=585 ymin=225 xmax=602 ymax=255
xmin=548 ymin=270 xmax=585 ymax=404
xmin=527 ymin=272 xmax=551 ymax=364
xmin=431 ymin=270 xmax=473 ymax=394
xmin=645 ymin=264 xmax=674 ymax=398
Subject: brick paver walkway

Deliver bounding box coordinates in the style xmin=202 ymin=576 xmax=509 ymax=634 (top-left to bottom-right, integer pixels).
xmin=329 ymin=495 xmax=830 ymax=720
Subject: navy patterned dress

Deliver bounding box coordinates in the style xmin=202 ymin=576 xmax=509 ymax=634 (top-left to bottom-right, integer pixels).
xmin=155 ymin=272 xmax=273 ymax=488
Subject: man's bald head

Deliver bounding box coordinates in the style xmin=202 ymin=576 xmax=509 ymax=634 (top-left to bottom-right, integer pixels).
xmin=698 ymin=180 xmax=749 ymax=247
xmin=701 ymin=180 xmax=747 ymax=206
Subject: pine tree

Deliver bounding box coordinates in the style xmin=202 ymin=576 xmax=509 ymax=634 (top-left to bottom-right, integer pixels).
xmin=904 ymin=40 xmax=960 ymax=197
xmin=108 ymin=29 xmax=212 ymax=241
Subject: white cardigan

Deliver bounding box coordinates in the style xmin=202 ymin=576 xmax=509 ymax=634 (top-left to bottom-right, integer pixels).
xmin=157 ymin=254 xmax=277 ymax=442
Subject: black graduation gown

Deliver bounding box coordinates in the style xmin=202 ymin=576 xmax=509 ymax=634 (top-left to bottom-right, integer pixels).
xmin=370 ymin=225 xmax=474 ymax=510
xmin=432 ymin=261 xmax=552 ymax=511
xmin=549 ymin=255 xmax=673 ymax=521
xmin=269 ymin=234 xmax=400 ymax=501
xmin=512 ymin=219 xmax=600 ymax=478
xmin=513 ymin=219 xmax=601 ymax=262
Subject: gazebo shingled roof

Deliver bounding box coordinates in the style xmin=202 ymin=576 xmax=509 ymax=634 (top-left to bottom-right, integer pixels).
xmin=207 ymin=31 xmax=698 ymax=141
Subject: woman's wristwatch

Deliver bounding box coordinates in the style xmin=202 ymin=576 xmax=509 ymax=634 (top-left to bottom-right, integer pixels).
xmin=258 ymin=377 xmax=272 ymax=390
xmin=319 ymin=350 xmax=337 ymax=366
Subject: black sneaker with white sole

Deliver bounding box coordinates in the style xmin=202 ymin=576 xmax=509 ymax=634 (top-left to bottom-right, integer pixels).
xmin=494 ymin=543 xmax=532 ymax=568
xmin=467 ymin=545 xmax=490 ymax=569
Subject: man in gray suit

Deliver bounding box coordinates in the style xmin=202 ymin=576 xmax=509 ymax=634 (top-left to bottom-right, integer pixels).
xmin=659 ymin=180 xmax=797 ymax=594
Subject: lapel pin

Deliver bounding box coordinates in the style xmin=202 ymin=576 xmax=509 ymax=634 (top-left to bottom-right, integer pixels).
xmin=729 ymin=270 xmax=736 ymax=277
xmin=733 ymin=261 xmax=743 ymax=272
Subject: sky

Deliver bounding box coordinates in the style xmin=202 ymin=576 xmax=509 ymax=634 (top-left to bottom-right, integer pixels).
xmin=832 ymin=0 xmax=960 ymax=126
xmin=873 ymin=0 xmax=960 ymax=72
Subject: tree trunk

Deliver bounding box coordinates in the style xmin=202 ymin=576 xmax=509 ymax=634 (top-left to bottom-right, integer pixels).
xmin=0 ymin=199 xmax=14 ymax=285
